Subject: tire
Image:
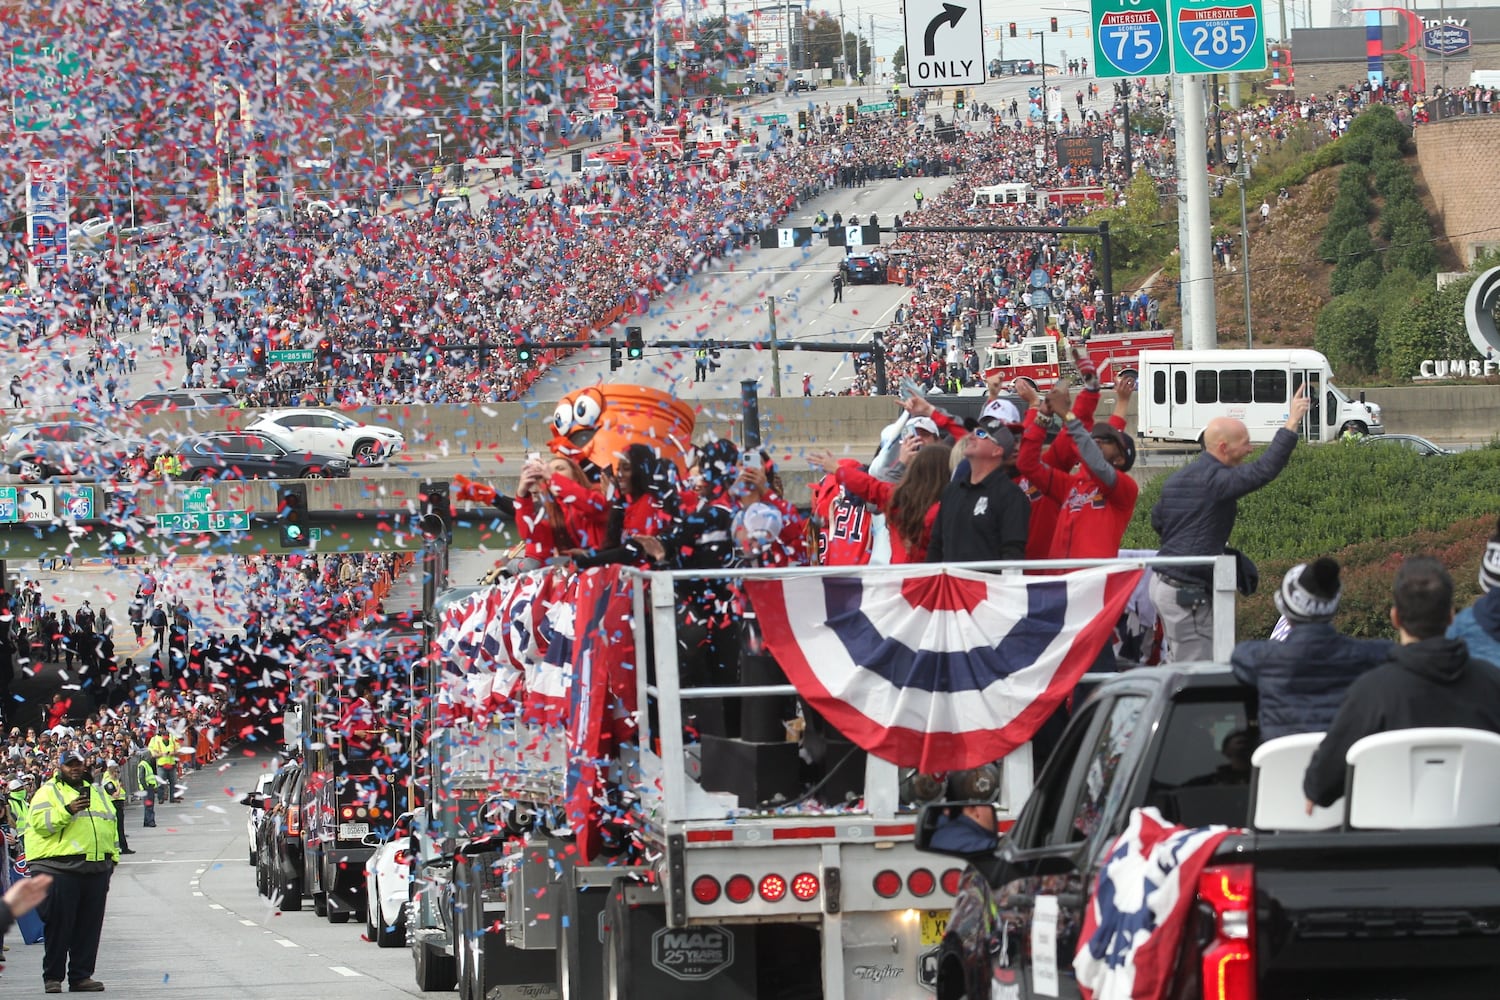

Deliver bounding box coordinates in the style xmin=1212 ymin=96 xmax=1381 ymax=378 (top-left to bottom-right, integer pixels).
xmin=414 ymin=939 xmax=458 ymax=993
xmin=329 ymin=907 xmax=350 ymax=924
xmin=352 ymin=440 xmax=380 ymax=465
xmin=366 ymin=901 xmax=378 ymax=943
xmin=456 ymin=930 xmax=474 ymax=1000
xmin=376 ymin=904 xmax=406 ymax=948
xmin=194 ymin=469 xmax=216 ymax=482
xmin=303 ymin=467 xmax=326 ymax=479
xmin=601 ymin=887 xmax=632 ymax=1000
xmin=280 ymin=866 xmax=303 ymax=911
xmin=313 ymin=891 xmax=327 ymax=917
xmin=17 ymin=459 xmax=40 ymax=483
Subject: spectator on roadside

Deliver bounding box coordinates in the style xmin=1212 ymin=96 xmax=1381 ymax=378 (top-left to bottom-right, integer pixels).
xmin=1232 ymin=558 xmax=1397 ymax=741
xmin=1304 ymin=557 xmax=1500 ymax=808
xmin=1149 ymin=385 xmax=1310 ymax=662
xmin=926 ymin=415 xmax=1030 ymax=564
xmin=1447 ymin=517 xmax=1500 ymax=665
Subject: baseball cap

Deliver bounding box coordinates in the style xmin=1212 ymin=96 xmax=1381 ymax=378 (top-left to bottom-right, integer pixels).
xmin=981 ymin=397 xmax=1022 ymax=426
xmin=1091 ymin=424 xmax=1137 ymax=473
xmin=59 ymin=748 xmax=88 ymax=765
xmin=7 ymin=777 xmax=26 ymax=791
xmin=963 ymin=415 xmax=1017 ymax=454
xmin=908 ymin=415 xmax=940 ymax=438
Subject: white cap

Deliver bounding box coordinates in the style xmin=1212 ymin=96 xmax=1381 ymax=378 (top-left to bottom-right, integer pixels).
xmin=982 ymin=398 xmax=1021 ymax=424
xmin=908 ymin=416 xmax=940 ymax=437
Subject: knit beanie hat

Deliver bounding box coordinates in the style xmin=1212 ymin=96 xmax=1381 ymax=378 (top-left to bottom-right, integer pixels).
xmin=1274 ymin=557 xmax=1342 ymax=623
xmin=1481 ymin=518 xmax=1500 ymax=594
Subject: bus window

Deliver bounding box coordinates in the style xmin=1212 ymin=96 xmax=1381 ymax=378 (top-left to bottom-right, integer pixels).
xmin=1220 ymin=369 xmax=1252 ymax=404
xmin=1153 ymin=370 xmax=1167 ymax=405
xmin=1253 ymin=369 xmax=1286 ymax=403
xmin=1174 ymin=370 xmax=1188 ymax=405
xmin=1195 ymin=370 xmax=1218 ymax=404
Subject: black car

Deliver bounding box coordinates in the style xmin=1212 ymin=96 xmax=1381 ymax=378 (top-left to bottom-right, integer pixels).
xmin=254 ymin=761 xmax=307 ymax=909
xmin=174 ymin=431 xmax=351 ymax=481
xmin=841 ymin=252 xmax=886 ymax=285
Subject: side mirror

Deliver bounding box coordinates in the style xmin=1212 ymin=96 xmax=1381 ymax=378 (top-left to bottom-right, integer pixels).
xmin=241 ymin=793 xmax=268 ymax=809
xmin=362 ymin=833 xmax=382 ymax=848
xmin=915 ymin=801 xmax=1002 ymax=857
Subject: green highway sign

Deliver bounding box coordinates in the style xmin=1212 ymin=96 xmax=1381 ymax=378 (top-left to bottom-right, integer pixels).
xmin=859 ymin=102 xmax=896 ymax=115
xmin=0 ymin=486 xmax=17 ymax=524
xmin=183 ymin=485 xmax=214 ymax=514
xmin=156 ymin=509 xmax=251 ymax=534
xmin=12 ymin=46 xmax=87 ymax=132
xmin=753 ymin=113 xmax=789 ymax=125
xmin=269 ymin=349 xmax=315 ymax=364
xmin=1093 ymin=0 xmax=1172 ymax=78
xmin=1170 ymin=0 xmax=1266 ymax=74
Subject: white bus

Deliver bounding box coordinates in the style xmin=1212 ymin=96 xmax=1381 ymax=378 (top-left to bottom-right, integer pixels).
xmin=1137 ymin=348 xmax=1384 ymax=444
xmin=970 ymin=182 xmax=1034 ymax=208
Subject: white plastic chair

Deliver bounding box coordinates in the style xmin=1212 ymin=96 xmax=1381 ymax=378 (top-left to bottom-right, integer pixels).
xmin=1345 ymin=727 xmax=1500 ymax=830
xmin=1250 ymin=732 xmax=1343 ymax=831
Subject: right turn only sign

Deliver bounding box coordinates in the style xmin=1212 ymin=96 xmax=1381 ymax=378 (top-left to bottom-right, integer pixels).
xmin=904 ymin=0 xmax=986 ymax=87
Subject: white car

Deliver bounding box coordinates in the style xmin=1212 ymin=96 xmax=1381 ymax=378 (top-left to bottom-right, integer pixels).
xmin=245 ymin=409 xmax=405 ymax=465
xmin=242 ymin=772 xmax=277 ymax=866
xmin=69 ymin=216 xmax=115 ymax=242
xmin=363 ymin=811 xmax=415 ymax=947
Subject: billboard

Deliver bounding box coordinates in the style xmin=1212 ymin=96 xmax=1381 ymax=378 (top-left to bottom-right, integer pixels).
xmin=26 ymin=160 xmax=68 ymax=271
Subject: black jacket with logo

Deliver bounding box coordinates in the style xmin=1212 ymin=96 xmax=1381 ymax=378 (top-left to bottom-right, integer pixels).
xmin=926 ymin=467 xmax=1030 ymax=564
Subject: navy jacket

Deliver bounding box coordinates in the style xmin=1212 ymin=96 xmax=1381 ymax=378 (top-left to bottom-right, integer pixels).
xmin=1150 ymin=428 xmax=1298 ymax=585
xmin=1231 ymin=623 xmax=1396 ymax=741
xmin=929 ymin=813 xmax=998 ymax=854
xmin=1303 ymin=637 xmax=1500 ymax=806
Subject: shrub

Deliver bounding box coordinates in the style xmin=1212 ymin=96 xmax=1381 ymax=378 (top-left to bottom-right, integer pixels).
xmin=1379 ymin=197 xmax=1430 ymax=241
xmin=1315 ymin=297 xmax=1380 ymax=376
xmin=1329 ymin=228 xmax=1380 ymax=295
xmin=1376 ymin=274 xmax=1479 ymax=377
xmin=1389 ymin=222 xmax=1438 ymax=276
xmin=1319 ymin=169 xmax=1373 ymax=261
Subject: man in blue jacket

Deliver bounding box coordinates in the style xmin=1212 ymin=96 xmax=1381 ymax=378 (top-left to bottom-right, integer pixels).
xmin=1149 ymin=386 xmax=1309 ymax=662
xmin=1231 ymin=558 xmax=1395 ymax=740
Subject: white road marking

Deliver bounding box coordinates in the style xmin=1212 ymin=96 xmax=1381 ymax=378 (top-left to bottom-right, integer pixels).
xmin=192 ymin=891 xmax=204 ymax=897
xmin=208 ymin=903 xmax=224 ymax=910
xmin=275 ymin=938 xmax=299 ymax=948
xmin=239 ymin=919 xmax=258 ymax=926
xmin=329 ymin=966 xmax=363 ymax=977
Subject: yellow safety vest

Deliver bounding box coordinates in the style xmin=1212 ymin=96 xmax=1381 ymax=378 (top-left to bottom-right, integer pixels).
xmin=102 ymin=769 xmax=126 ymax=805
xmin=149 ymin=734 xmax=180 ymax=769
xmin=137 ymin=758 xmax=159 ymax=789
xmin=7 ymin=790 xmax=27 ymax=836
xmin=24 ymin=777 xmax=119 ymax=863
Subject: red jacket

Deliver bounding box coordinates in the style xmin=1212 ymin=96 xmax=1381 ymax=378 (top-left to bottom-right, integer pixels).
xmin=1017 ymin=417 xmax=1138 ymax=560
xmin=546 ymin=474 xmax=610 ymax=550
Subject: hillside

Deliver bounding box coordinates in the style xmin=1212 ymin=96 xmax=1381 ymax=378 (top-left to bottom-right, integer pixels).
xmin=1149 ymin=146 xmax=1461 ymax=349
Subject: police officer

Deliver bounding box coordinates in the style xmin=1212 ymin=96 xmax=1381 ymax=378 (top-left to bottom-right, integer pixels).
xmin=147 ymin=728 xmax=181 ymax=803
xmin=99 ymin=760 xmax=133 ymax=856
xmin=26 ymin=749 xmax=119 ymax=993
xmin=136 ymin=756 xmax=158 ymax=828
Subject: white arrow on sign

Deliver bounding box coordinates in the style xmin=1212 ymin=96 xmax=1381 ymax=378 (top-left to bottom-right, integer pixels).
xmin=904 ymin=0 xmax=986 ymax=88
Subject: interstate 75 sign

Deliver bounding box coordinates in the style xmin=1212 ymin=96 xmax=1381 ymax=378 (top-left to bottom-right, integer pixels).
xmin=1093 ymin=0 xmax=1172 ymax=78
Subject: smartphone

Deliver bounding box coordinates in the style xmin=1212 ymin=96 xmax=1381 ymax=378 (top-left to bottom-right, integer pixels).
xmin=527 ymin=452 xmax=541 ymax=462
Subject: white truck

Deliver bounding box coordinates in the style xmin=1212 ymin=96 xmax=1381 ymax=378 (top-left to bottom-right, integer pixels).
xmin=1136 ymin=347 xmax=1383 ymax=443
xmin=409 ymin=554 xmax=1239 ymax=1000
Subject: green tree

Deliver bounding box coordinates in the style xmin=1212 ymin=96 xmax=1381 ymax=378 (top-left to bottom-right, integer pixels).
xmin=893 ymin=44 xmax=905 ymax=75
xmin=1329 ymin=227 xmax=1380 ymax=295
xmin=1315 ymin=296 xmax=1380 ymax=376
xmin=1319 ymin=166 xmax=1372 ymax=262
xmin=1377 ymin=276 xmax=1478 ymax=378
xmin=1390 ymin=222 xmax=1438 ymax=276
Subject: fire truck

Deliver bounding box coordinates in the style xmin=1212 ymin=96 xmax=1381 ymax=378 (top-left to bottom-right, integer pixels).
xmin=984 ymin=329 xmax=1176 ymax=389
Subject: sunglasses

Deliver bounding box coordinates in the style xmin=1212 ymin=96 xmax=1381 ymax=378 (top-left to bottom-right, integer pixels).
xmin=971 ymin=426 xmax=1004 ymax=443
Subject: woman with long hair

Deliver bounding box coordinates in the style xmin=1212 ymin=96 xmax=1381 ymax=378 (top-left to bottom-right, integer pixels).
xmin=809 ymin=441 xmax=953 ymax=563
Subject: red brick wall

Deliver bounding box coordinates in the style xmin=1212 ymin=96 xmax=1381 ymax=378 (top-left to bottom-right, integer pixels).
xmin=1415 ymin=116 xmax=1500 ymax=265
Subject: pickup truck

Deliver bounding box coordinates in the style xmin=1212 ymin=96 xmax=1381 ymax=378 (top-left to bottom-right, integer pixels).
xmin=918 ymin=663 xmax=1500 ymax=1000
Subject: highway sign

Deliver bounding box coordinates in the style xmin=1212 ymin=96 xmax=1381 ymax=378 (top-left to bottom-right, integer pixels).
xmin=155 ymin=509 xmax=251 ymax=534
xmin=58 ymin=485 xmax=94 ymax=520
xmin=859 ymin=101 xmax=895 ymax=115
xmin=18 ymin=486 xmax=53 ymax=523
xmin=12 ymin=46 xmax=87 ymax=132
xmin=587 ymin=93 xmax=619 ymax=111
xmin=183 ymin=485 xmax=215 ymax=514
xmin=753 ymin=113 xmax=790 ymax=125
xmin=760 ymin=227 xmax=816 ymax=249
xmin=904 ymin=0 xmax=985 ymax=87
xmin=269 ymin=349 xmax=315 ymax=364
xmin=1092 ymin=0 xmax=1172 ymax=78
xmin=1171 ymin=0 xmax=1266 ymax=74
xmin=0 ymin=487 xmax=17 ymax=524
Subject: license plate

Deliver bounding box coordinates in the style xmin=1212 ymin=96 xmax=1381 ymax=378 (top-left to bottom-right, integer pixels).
xmin=339 ymin=823 xmax=370 ymax=840
xmin=920 ymin=909 xmax=949 ymax=946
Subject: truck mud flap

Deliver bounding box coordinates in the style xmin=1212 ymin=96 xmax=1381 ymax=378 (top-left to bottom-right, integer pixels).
xmin=603 ymin=880 xmax=758 ymax=1000
xmin=556 ymin=866 xmax=620 ymax=1000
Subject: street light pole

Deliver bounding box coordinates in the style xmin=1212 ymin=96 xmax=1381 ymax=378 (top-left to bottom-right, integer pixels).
xmin=426 ymin=131 xmax=444 ymax=164
xmin=115 ymin=148 xmax=143 ymax=229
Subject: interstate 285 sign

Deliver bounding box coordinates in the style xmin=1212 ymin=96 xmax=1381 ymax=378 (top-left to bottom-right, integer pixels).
xmin=1092 ymin=0 xmax=1265 ymax=77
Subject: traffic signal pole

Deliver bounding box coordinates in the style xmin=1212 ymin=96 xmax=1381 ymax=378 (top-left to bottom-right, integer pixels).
xmin=768 ymin=295 xmax=782 ymax=397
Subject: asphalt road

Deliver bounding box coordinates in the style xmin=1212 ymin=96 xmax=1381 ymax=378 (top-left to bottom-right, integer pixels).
xmin=2 ymin=751 xmax=428 ymax=998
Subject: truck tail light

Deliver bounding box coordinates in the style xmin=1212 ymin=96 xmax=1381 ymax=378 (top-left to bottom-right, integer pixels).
xmin=790 ymin=873 xmax=819 ymax=901
xmin=1198 ymin=864 xmax=1255 ymax=1000
xmin=725 ymin=875 xmax=754 ymax=904
xmin=941 ymin=868 xmax=963 ymax=895
xmin=758 ymin=874 xmax=787 ymax=902
xmin=907 ymin=868 xmax=936 ymax=897
xmin=286 ymin=804 xmax=301 ymax=838
xmin=873 ymin=870 xmax=902 ymax=898
xmin=342 ymin=806 xmax=355 ymax=819
xmin=692 ymin=876 xmax=721 ymax=904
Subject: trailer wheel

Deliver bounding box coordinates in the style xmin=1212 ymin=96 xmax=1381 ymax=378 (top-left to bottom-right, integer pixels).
xmin=313 ymin=891 xmax=327 ymax=917
xmin=600 ymin=886 xmax=634 ymax=1000
xmin=413 ymin=939 xmax=457 ymax=993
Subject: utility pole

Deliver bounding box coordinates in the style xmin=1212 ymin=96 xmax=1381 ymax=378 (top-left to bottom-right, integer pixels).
xmin=768 ymin=295 xmax=782 ymax=397
xmin=1237 ymin=128 xmax=1253 ymax=347
xmin=1182 ymin=76 xmax=1217 ymax=349
xmin=838 ymin=0 xmax=849 ymax=81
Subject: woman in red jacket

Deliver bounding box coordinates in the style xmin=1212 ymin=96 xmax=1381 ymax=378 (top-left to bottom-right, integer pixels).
xmin=809 ymin=442 xmax=953 ymax=564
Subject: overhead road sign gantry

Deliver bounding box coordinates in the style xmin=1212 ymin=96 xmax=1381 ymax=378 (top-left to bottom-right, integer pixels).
xmin=904 ymin=0 xmax=986 ymax=87
xmin=1093 ymin=0 xmax=1172 ymax=78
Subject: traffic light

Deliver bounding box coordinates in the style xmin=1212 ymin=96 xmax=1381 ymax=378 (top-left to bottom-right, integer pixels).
xmin=625 ymin=326 xmax=644 ymax=361
xmin=845 ymin=104 xmax=856 ymax=124
xmin=419 ymin=480 xmax=451 ymax=542
xmin=318 ymin=337 xmax=333 ymax=366
xmin=517 ymin=342 xmax=533 ymax=363
xmin=732 ymin=116 xmax=741 ymax=135
xmin=797 ymin=110 xmax=809 ymax=132
xmin=622 ymin=123 xmax=632 ymax=142
xmin=1050 ymin=16 xmax=1058 ymax=30
xmin=277 ymin=483 xmax=309 ymax=548
xmin=610 ymin=337 xmax=623 ymax=371
xmin=1009 ymin=21 xmax=1017 ymax=37
xmin=954 ymin=89 xmax=965 ymax=110
xmin=899 ymin=98 xmax=911 ymax=119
